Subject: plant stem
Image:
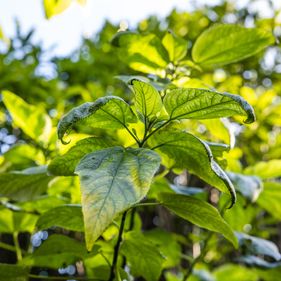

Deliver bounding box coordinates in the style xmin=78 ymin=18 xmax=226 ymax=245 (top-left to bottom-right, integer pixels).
xmin=108 ymin=210 xmax=127 ymax=281
xmin=28 ymin=274 xmax=104 ymax=280
xmin=13 ymin=232 xmax=22 ymax=261
xmin=135 ymin=202 xmax=160 ymax=207
xmin=182 ymin=232 xmax=213 ymax=281
xmin=0 ymin=241 xmax=18 ymax=252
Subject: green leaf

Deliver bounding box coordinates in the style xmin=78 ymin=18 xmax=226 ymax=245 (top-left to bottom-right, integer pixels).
xmin=21 ymin=234 xmax=96 ymax=268
xmin=0 ymin=208 xmax=38 ymax=233
xmin=192 ymin=24 xmax=274 ymax=67
xmin=244 ymin=160 xmax=281 ymax=179
xmin=130 ymin=80 xmax=163 ymax=123
xmin=36 ymin=205 xmax=84 ymax=232
xmin=58 ymin=96 xmax=137 ymax=144
xmin=48 ymin=137 xmax=112 ymax=176
xmin=75 ymin=146 xmax=161 ymax=250
xmin=121 ymin=231 xmax=165 ymax=281
xmin=112 ymin=32 xmax=169 ymax=75
xmin=158 ymin=193 xmax=238 ymax=247
xmin=149 ymin=128 xmax=236 ymax=205
xmin=2 ymin=91 xmax=52 ymax=144
xmin=0 ymin=263 xmax=28 ymax=281
xmin=214 ymin=264 xmax=258 ymax=281
xmin=206 ymin=142 xmax=230 ymax=157
xmin=227 ymin=172 xmax=263 ymax=202
xmin=257 ymin=182 xmax=281 ymax=219
xmin=235 ymin=232 xmax=281 ymax=261
xmin=162 ymin=30 xmax=188 ymax=62
xmin=163 ymin=88 xmax=255 ymax=123
xmin=0 ymin=170 xmax=52 ymax=202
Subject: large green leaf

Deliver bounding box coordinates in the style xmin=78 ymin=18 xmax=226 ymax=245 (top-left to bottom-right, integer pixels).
xmin=162 ymin=30 xmax=188 ymax=62
xmin=149 ymin=128 xmax=236 ymax=205
xmin=2 ymin=91 xmax=52 ymax=144
xmin=112 ymin=32 xmax=169 ymax=75
xmin=163 ymin=88 xmax=255 ymax=123
xmin=121 ymin=231 xmax=165 ymax=281
xmin=244 ymin=160 xmax=281 ymax=179
xmin=21 ymin=234 xmax=96 ymax=269
xmin=48 ymin=137 xmax=112 ymax=176
xmin=75 ymin=146 xmax=161 ymax=250
xmin=36 ymin=205 xmax=84 ymax=232
xmin=158 ymin=193 xmax=237 ymax=247
xmin=130 ymin=80 xmax=163 ymax=123
xmin=227 ymin=172 xmax=263 ymax=202
xmin=257 ymin=182 xmax=281 ymax=219
xmin=0 ymin=170 xmax=52 ymax=202
xmin=192 ymin=24 xmax=274 ymax=67
xmin=0 ymin=263 xmax=28 ymax=281
xmin=0 ymin=208 xmax=38 ymax=233
xmin=58 ymin=96 xmax=137 ymax=144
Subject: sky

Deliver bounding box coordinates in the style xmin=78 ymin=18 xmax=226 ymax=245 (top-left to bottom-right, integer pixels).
xmin=0 ymin=0 xmax=280 ymax=57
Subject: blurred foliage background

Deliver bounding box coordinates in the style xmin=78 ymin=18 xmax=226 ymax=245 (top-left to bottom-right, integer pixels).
xmin=1 ymin=0 xmax=281 ymax=280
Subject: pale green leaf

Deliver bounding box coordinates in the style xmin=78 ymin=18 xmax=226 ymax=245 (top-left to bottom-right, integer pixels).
xmin=149 ymin=128 xmax=236 ymax=205
xmin=75 ymin=146 xmax=161 ymax=250
xmin=112 ymin=32 xmax=169 ymax=75
xmin=21 ymin=234 xmax=96 ymax=268
xmin=257 ymin=182 xmax=281 ymax=219
xmin=162 ymin=30 xmax=188 ymax=62
xmin=48 ymin=137 xmax=112 ymax=176
xmin=158 ymin=193 xmax=238 ymax=247
xmin=0 ymin=208 xmax=38 ymax=233
xmin=0 ymin=263 xmax=28 ymax=281
xmin=130 ymin=80 xmax=163 ymax=123
xmin=163 ymin=88 xmax=255 ymax=123
xmin=57 ymin=96 xmax=137 ymax=144
xmin=2 ymin=91 xmax=52 ymax=144
xmin=227 ymin=172 xmax=263 ymax=202
xmin=192 ymin=24 xmax=274 ymax=67
xmin=121 ymin=231 xmax=165 ymax=281
xmin=0 ymin=170 xmax=52 ymax=202
xmin=36 ymin=205 xmax=84 ymax=232
xmin=244 ymin=160 xmax=281 ymax=179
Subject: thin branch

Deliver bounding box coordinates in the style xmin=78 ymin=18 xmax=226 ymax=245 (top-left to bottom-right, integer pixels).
xmin=13 ymin=232 xmax=22 ymax=261
xmin=108 ymin=210 xmax=127 ymax=281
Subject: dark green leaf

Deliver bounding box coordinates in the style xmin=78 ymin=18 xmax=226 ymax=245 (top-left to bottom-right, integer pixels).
xmin=48 ymin=137 xmax=112 ymax=176
xmin=121 ymin=231 xmax=165 ymax=281
xmin=75 ymin=146 xmax=161 ymax=250
xmin=149 ymin=128 xmax=236 ymax=205
xmin=158 ymin=193 xmax=238 ymax=247
xmin=192 ymin=24 xmax=274 ymax=67
xmin=227 ymin=172 xmax=263 ymax=202
xmin=0 ymin=263 xmax=28 ymax=281
xmin=163 ymin=88 xmax=255 ymax=123
xmin=36 ymin=205 xmax=84 ymax=232
xmin=58 ymin=96 xmax=137 ymax=144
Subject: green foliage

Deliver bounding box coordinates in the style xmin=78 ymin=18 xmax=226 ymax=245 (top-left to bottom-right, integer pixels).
xmin=0 ymin=2 xmax=280 ymax=281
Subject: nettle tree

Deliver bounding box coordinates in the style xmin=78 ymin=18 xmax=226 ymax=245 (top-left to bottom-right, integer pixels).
xmin=1 ymin=15 xmax=281 ymax=281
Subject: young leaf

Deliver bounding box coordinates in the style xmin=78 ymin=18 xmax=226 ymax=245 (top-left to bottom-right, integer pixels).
xmin=112 ymin=32 xmax=169 ymax=75
xmin=130 ymin=80 xmax=163 ymax=123
xmin=158 ymin=193 xmax=238 ymax=247
xmin=0 ymin=171 xmax=52 ymax=202
xmin=192 ymin=24 xmax=274 ymax=67
xmin=2 ymin=91 xmax=52 ymax=144
xmin=162 ymin=30 xmax=188 ymax=62
xmin=149 ymin=128 xmax=236 ymax=206
xmin=58 ymin=96 xmax=137 ymax=144
xmin=36 ymin=205 xmax=84 ymax=232
xmin=0 ymin=263 xmax=28 ymax=281
xmin=227 ymin=172 xmax=263 ymax=202
xmin=75 ymin=146 xmax=161 ymax=251
xmin=163 ymin=88 xmax=255 ymax=123
xmin=48 ymin=137 xmax=112 ymax=176
xmin=121 ymin=231 xmax=165 ymax=281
